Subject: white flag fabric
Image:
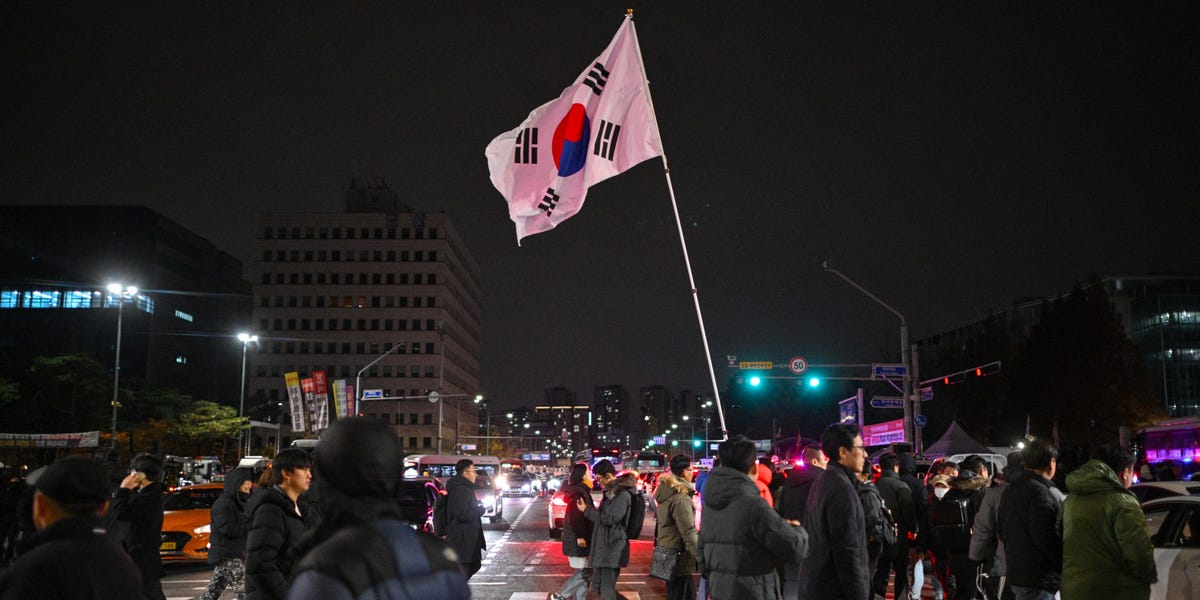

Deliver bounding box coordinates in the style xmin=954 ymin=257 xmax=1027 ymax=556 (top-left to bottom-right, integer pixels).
xmin=485 ymin=16 xmax=663 ymax=243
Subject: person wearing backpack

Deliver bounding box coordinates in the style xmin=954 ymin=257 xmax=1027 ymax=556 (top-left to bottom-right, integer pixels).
xmin=936 ymin=456 xmax=992 ymax=600
xmin=873 ymin=453 xmax=916 ymax=600
xmin=445 ymin=458 xmax=486 ymax=579
xmin=285 ymin=417 xmax=469 ymax=599
xmin=856 ymin=460 xmax=891 ymax=589
xmin=576 ymin=459 xmax=637 ymax=600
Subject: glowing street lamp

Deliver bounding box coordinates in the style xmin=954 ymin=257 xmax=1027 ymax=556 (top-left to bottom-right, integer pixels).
xmin=107 ymin=283 xmax=137 ymax=449
xmin=236 ymin=332 xmax=258 ymax=456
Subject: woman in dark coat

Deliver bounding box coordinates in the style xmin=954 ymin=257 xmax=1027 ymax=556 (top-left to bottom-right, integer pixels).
xmin=200 ymin=468 xmax=253 ymax=600
xmin=552 ymin=463 xmax=596 ymax=600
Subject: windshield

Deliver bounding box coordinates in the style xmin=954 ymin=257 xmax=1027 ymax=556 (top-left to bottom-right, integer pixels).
xmin=475 ymin=476 xmax=494 ymax=489
xmin=163 ymin=487 xmax=222 ymax=511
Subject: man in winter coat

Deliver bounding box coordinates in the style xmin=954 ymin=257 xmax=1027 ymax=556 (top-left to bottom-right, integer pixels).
xmin=698 ymin=435 xmax=808 ymax=600
xmin=200 ymin=468 xmax=254 ymax=600
xmin=656 ymin=455 xmax=700 ymax=600
xmin=445 ymin=458 xmax=486 ymax=578
xmin=873 ymin=452 xmax=916 ymax=600
xmin=0 ymin=456 xmax=142 ymax=600
xmin=938 ymin=456 xmax=992 ymax=600
xmin=997 ymin=439 xmax=1062 ymax=600
xmin=552 ymin=463 xmax=596 ymax=600
xmin=286 ymin=418 xmax=469 ymax=599
xmin=109 ymin=452 xmax=166 ymax=600
xmin=969 ymin=451 xmax=1024 ymax=600
xmin=577 ymin=459 xmax=637 ymax=600
xmin=776 ymin=444 xmax=826 ymax=599
xmin=798 ymin=423 xmax=871 ymax=600
xmin=246 ymin=448 xmax=312 ymax=600
xmin=1061 ymin=444 xmax=1156 ymax=600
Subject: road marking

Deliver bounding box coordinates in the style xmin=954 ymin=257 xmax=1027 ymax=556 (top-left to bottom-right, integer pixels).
xmin=478 ymin=499 xmax=540 ymax=575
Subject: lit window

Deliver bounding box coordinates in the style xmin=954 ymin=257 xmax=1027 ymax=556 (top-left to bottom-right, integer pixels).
xmin=24 ymin=290 xmax=60 ymax=309
xmin=0 ymin=290 xmax=20 ymax=308
xmin=63 ymin=291 xmax=93 ymax=309
xmin=174 ymin=309 xmax=194 ymax=322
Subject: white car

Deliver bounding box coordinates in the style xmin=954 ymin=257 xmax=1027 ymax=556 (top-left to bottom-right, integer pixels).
xmin=1131 ymin=481 xmax=1200 ymax=503
xmin=1141 ymin=495 xmax=1200 ymax=600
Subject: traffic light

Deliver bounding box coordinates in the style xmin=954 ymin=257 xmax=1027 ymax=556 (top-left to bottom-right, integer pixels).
xmin=693 ymin=439 xmax=702 ymax=448
xmin=807 ymin=377 xmax=821 ymax=388
xmin=749 ymin=375 xmax=762 ymax=387
xmin=671 ymin=440 xmax=679 ymax=447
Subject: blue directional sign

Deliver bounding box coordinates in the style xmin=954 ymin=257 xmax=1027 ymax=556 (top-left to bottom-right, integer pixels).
xmin=361 ymin=389 xmax=384 ymax=399
xmin=653 ymin=435 xmax=666 ymax=445
xmin=870 ymin=396 xmax=904 ymax=409
xmin=872 ymin=364 xmax=908 ymax=378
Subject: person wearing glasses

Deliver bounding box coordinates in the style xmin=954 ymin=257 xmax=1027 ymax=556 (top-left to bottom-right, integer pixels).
xmin=797 ymin=423 xmax=871 ymax=600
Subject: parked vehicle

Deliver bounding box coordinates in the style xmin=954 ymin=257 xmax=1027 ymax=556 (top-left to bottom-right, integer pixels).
xmin=1131 ymin=481 xmax=1200 ymax=503
xmin=1140 ymin=495 xmax=1200 ymax=600
xmin=396 ymin=477 xmax=442 ymax=534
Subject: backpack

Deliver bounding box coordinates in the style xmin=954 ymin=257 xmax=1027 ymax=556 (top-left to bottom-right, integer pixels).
xmin=625 ymin=489 xmax=646 ymax=540
xmin=858 ymin=485 xmax=898 ymax=547
xmin=432 ymin=492 xmax=449 ymax=537
xmin=931 ymin=495 xmax=971 ymax=552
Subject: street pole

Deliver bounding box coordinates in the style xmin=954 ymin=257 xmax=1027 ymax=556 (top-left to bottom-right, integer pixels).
xmin=355 ymin=341 xmax=403 ymax=406
xmin=911 ymin=342 xmax=922 ymax=454
xmin=822 ymin=261 xmax=913 ymax=449
xmin=437 ymin=322 xmax=446 ymax=453
xmin=237 ymin=333 xmax=258 ymax=458
xmin=110 ymin=296 xmax=124 ymax=450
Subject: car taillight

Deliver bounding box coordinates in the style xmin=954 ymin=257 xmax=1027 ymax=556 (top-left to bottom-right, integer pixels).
xmin=552 ymin=496 xmax=568 ymax=506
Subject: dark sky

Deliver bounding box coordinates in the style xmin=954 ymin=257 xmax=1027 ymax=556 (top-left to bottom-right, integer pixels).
xmin=5 ymin=3 xmax=1199 ymax=413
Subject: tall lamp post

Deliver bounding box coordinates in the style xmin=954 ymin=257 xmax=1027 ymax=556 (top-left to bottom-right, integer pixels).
xmin=236 ymin=332 xmax=258 ymax=457
xmin=822 ymin=261 xmax=914 ymax=452
xmin=108 ymin=283 xmax=137 ymax=449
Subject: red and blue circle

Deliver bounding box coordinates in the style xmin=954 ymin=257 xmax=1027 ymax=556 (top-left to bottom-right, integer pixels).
xmin=552 ymin=103 xmax=590 ymax=177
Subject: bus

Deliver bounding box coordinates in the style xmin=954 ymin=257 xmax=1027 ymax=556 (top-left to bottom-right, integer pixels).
xmin=1135 ymin=417 xmax=1200 ymax=480
xmin=500 ymin=458 xmax=523 ymax=474
xmin=402 ymin=454 xmax=501 ymax=483
xmin=572 ymin=448 xmax=622 ymax=469
xmin=631 ymin=451 xmax=669 ymax=472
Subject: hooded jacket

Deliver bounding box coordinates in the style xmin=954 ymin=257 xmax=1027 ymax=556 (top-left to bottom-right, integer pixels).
xmin=583 ymin=472 xmax=638 ymax=568
xmin=937 ymin=469 xmax=991 ymax=553
xmin=1061 ymin=460 xmax=1156 ymax=600
xmin=209 ymin=468 xmax=253 ymax=564
xmin=0 ymin=516 xmax=143 ymax=600
xmin=776 ymin=464 xmax=821 ymax=523
xmin=997 ymin=468 xmax=1062 ymax=591
xmin=654 ymin=473 xmax=698 ymax=577
xmin=897 ymin=454 xmax=930 ymax=550
xmin=444 ymin=474 xmax=486 ymax=565
xmin=969 ymin=461 xmax=1021 ymax=574
xmin=246 ymin=485 xmax=310 ymax=600
xmin=797 ymin=462 xmax=870 ymax=600
xmin=698 ymin=466 xmax=807 ymax=600
xmin=560 ymin=481 xmax=595 ymax=558
xmin=754 ymin=464 xmax=774 ymax=507
xmin=108 ymin=480 xmax=164 ymax=585
xmin=875 ymin=469 xmax=916 ymax=542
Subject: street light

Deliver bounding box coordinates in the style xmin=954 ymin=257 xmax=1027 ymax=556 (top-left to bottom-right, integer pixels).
xmin=107 ymin=283 xmax=137 ymax=449
xmin=236 ymin=332 xmax=258 ymax=457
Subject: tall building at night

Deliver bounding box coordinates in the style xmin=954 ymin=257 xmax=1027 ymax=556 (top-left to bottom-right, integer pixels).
xmin=592 ymin=384 xmax=630 ymax=448
xmin=535 ymin=386 xmax=590 ymax=461
xmin=247 ymin=179 xmax=483 ymax=452
xmin=0 ymin=205 xmax=251 ymax=431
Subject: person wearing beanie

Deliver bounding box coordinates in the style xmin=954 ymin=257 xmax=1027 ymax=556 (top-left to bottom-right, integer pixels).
xmin=0 ymin=455 xmax=141 ymax=600
xmin=286 ymin=417 xmax=469 ymax=599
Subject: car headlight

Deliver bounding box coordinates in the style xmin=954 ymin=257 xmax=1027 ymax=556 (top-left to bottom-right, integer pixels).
xmin=521 ymin=484 xmax=530 ymax=491
xmin=548 ymin=478 xmax=562 ymax=489
xmin=193 ymin=524 xmax=210 ymax=535
xmin=481 ymin=495 xmax=494 ymax=506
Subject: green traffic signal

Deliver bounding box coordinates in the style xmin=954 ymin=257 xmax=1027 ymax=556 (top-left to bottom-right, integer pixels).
xmin=749 ymin=376 xmax=762 ymax=386
xmin=692 ymin=439 xmax=702 ymax=448
xmin=807 ymin=377 xmax=821 ymax=388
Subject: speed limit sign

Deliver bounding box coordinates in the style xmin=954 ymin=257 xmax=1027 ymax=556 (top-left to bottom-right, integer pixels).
xmin=789 ymin=356 xmax=809 ymax=375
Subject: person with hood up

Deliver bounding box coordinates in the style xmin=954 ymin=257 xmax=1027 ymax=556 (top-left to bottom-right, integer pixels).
xmin=575 ymin=459 xmax=637 ymax=600
xmin=200 ymin=467 xmax=254 ymax=600
xmin=754 ymin=462 xmax=775 ymax=507
xmin=776 ymin=444 xmax=826 ymax=599
xmin=1061 ymin=443 xmax=1156 ymax=600
xmin=872 ymin=453 xmax=916 ymax=600
xmin=938 ymin=455 xmax=992 ymax=600
xmin=655 ymin=454 xmax=699 ymax=600
xmin=551 ymin=463 xmax=596 ymax=600
xmin=286 ymin=418 xmax=469 ymax=599
xmin=897 ymin=452 xmax=931 ymax=600
xmin=969 ymin=451 xmax=1024 ymax=600
xmin=445 ymin=458 xmax=486 ymax=579
xmin=797 ymin=423 xmax=869 ymax=600
xmin=698 ymin=435 xmax=807 ymax=600
xmin=245 ymin=448 xmax=312 ymax=600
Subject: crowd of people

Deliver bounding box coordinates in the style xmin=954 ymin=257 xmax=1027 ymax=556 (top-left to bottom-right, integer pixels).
xmin=0 ymin=419 xmax=1161 ymax=600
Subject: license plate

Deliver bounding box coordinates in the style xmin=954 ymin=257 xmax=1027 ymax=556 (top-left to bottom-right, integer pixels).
xmin=159 ymin=542 xmax=176 ymax=550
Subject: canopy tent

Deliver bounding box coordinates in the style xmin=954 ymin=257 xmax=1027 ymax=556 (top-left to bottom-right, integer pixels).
xmin=922 ymin=421 xmax=993 ymax=458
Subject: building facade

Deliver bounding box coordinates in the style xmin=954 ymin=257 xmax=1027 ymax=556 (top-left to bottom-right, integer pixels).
xmin=246 ymin=180 xmax=483 ymax=452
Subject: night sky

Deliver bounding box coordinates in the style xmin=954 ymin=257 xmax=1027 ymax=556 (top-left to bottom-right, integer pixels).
xmin=6 ymin=3 xmax=1199 ymax=414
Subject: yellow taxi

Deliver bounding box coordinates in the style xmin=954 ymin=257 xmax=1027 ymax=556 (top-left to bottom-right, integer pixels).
xmin=159 ymin=483 xmax=224 ymax=561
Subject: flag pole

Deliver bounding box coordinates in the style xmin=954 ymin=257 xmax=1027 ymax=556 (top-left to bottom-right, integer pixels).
xmin=627 ymin=14 xmax=729 ymax=441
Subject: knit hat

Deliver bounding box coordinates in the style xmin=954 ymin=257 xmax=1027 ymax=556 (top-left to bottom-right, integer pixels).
xmin=30 ymin=455 xmax=111 ymax=507
xmin=313 ymin=417 xmax=404 ymax=499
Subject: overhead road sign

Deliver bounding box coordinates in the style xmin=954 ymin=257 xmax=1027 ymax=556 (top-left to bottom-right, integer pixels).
xmin=461 ymin=444 xmax=477 ymax=451
xmin=870 ymin=396 xmax=905 ymax=409
xmin=361 ymin=389 xmax=384 ymax=399
xmin=872 ymin=364 xmax=908 ymax=378
xmin=739 ymin=361 xmax=773 ymax=370
xmin=788 ymin=356 xmax=809 ymax=375
xmin=920 ymin=387 xmax=934 ymax=401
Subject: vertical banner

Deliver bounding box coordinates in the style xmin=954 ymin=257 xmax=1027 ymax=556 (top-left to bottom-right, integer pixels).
xmin=346 ymin=384 xmax=356 ymax=417
xmin=301 ymin=378 xmax=316 ymax=433
xmin=284 ymin=372 xmax=306 ymax=432
xmin=331 ymin=379 xmax=348 ymax=419
xmin=312 ymin=370 xmax=331 ymax=430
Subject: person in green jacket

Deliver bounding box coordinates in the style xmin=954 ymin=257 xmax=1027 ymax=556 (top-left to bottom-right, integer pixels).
xmin=1062 ymin=444 xmax=1157 ymax=600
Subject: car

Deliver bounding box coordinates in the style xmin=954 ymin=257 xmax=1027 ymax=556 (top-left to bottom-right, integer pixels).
xmin=159 ymin=483 xmax=224 ymax=561
xmin=1140 ymin=495 xmax=1200 ymax=600
xmin=1131 ymin=481 xmax=1200 ymax=503
xmin=548 ymin=488 xmax=569 ymax=539
xmin=502 ymin=473 xmax=536 ymax=497
xmin=396 ymin=477 xmax=441 ymax=533
xmin=473 ymin=474 xmax=504 ymax=523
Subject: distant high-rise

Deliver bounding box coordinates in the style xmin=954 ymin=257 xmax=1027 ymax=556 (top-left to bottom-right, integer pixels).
xmin=593 ymin=384 xmax=629 ymax=448
xmin=248 ymin=178 xmax=482 ymax=452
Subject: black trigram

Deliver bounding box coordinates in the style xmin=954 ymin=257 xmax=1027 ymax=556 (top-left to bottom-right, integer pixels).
xmin=538 ymin=188 xmax=560 ymax=216
xmin=593 ymin=120 xmax=621 ymax=161
xmin=514 ymin=127 xmax=538 ymax=164
xmin=583 ymin=62 xmax=609 ymax=95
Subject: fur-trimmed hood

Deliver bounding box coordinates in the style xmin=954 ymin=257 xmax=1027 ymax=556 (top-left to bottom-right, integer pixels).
xmin=654 ymin=472 xmax=694 ymax=503
xmin=950 ymin=471 xmax=991 ymax=493
xmin=603 ymin=472 xmax=638 ymax=500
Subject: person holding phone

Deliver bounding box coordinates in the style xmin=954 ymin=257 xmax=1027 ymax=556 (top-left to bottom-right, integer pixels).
xmin=109 ymin=452 xmax=166 ymax=600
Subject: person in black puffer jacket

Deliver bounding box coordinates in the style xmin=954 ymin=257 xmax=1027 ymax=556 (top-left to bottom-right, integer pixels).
xmin=552 ymin=463 xmax=596 ymax=600
xmin=200 ymin=468 xmax=254 ymax=600
xmin=246 ymin=449 xmax=312 ymax=600
xmin=997 ymin=439 xmax=1062 ymax=599
xmin=286 ymin=418 xmax=469 ymax=600
xmin=108 ymin=452 xmax=166 ymax=600
xmin=775 ymin=444 xmax=825 ymax=600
